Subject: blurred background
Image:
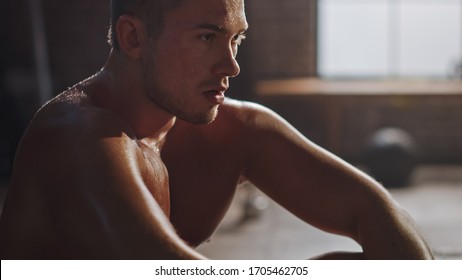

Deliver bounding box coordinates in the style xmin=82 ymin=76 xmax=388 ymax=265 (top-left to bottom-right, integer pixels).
xmin=0 ymin=0 xmax=461 ymax=259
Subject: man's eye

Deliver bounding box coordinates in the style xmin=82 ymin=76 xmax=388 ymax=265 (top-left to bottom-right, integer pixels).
xmin=201 ymin=34 xmax=216 ymax=42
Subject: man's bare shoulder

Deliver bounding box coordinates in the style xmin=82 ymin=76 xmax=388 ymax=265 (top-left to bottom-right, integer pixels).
xmin=29 ymin=90 xmax=135 ymax=140
xmin=12 ymin=89 xmax=140 ymax=184
xmin=216 ymin=98 xmax=297 ymax=138
xmin=221 ymin=98 xmax=270 ymax=117
xmin=217 ymin=98 xmax=280 ymax=127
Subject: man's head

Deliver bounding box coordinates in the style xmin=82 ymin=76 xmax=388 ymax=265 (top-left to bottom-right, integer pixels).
xmin=110 ymin=0 xmax=248 ymax=124
xmin=108 ymin=0 xmax=183 ymax=49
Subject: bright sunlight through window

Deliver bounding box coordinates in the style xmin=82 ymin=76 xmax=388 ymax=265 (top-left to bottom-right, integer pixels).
xmin=318 ymin=0 xmax=462 ymax=80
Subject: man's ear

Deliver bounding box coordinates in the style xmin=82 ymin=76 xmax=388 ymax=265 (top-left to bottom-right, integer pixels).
xmin=115 ymin=15 xmax=148 ymax=58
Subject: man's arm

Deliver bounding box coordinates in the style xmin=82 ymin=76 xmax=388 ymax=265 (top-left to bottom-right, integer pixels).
xmin=238 ymin=102 xmax=433 ymax=259
xmin=38 ymin=111 xmax=205 ymax=259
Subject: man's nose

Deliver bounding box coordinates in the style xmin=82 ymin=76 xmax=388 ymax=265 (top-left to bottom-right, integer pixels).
xmin=213 ymin=47 xmax=241 ymax=78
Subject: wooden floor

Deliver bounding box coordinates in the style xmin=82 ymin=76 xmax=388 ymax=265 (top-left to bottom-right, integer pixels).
xmin=1 ymin=165 xmax=461 ymax=259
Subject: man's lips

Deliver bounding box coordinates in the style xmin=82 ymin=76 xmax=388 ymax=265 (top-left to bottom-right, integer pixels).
xmin=203 ymin=85 xmax=228 ymax=104
xmin=203 ymin=90 xmax=226 ymax=105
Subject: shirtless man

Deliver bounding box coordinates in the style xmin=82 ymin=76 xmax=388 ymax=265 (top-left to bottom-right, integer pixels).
xmin=0 ymin=0 xmax=433 ymax=259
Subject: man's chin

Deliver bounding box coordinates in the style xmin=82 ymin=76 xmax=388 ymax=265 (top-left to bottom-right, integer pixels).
xmin=176 ymin=107 xmax=219 ymax=125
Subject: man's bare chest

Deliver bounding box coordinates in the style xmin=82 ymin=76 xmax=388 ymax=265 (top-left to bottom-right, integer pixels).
xmin=159 ymin=143 xmax=244 ymax=245
xmin=138 ymin=141 xmax=239 ymax=245
xmin=146 ymin=119 xmax=250 ymax=245
xmin=137 ymin=142 xmax=171 ymax=216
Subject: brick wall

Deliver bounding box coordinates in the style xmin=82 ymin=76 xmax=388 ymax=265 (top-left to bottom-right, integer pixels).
xmin=2 ymin=0 xmax=110 ymax=116
xmin=244 ymin=0 xmax=316 ymax=80
xmin=42 ymin=0 xmax=110 ymax=92
xmin=259 ymin=94 xmax=462 ymax=164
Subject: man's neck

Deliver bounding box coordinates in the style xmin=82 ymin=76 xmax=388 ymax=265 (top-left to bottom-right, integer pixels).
xmin=80 ymin=55 xmax=177 ymax=146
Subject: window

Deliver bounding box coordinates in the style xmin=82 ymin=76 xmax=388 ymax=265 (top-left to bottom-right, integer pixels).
xmin=318 ymin=0 xmax=462 ymax=80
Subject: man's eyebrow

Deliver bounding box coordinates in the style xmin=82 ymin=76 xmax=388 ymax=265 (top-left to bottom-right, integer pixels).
xmin=196 ymin=23 xmax=228 ymax=34
xmin=196 ymin=23 xmax=247 ymax=34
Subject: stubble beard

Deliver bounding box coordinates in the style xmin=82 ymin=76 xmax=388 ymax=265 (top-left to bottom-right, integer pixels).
xmin=141 ymin=52 xmax=219 ymax=125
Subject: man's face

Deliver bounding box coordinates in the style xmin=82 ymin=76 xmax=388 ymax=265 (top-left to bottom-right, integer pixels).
xmin=141 ymin=0 xmax=248 ymax=124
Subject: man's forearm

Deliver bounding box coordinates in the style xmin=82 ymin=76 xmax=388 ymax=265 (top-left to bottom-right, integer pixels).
xmin=356 ymin=199 xmax=434 ymax=259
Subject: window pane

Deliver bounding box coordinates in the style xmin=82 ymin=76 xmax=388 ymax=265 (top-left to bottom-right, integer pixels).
xmin=399 ymin=2 xmax=462 ymax=78
xmin=319 ymin=0 xmax=389 ymax=78
xmin=318 ymin=0 xmax=462 ymax=79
